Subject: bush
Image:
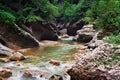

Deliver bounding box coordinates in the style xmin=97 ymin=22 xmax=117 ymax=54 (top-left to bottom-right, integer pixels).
xmin=104 ymin=32 xmax=120 ymax=44
xmin=0 ymin=11 xmax=16 ymax=24
xmin=26 ymin=15 xmax=44 ymax=22
xmin=85 ymin=0 xmax=120 ymax=29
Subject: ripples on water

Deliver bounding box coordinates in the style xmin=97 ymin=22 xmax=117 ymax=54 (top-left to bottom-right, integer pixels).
xmin=0 ymin=38 xmax=81 ymax=80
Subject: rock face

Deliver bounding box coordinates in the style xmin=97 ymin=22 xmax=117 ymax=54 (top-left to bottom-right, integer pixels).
xmin=67 ymin=21 xmax=85 ymax=36
xmin=0 ymin=43 xmax=13 ymax=57
xmin=75 ymin=24 xmax=96 ymax=43
xmin=68 ymin=64 xmax=120 ymax=80
xmin=0 ymin=24 xmax=39 ymax=48
xmin=27 ymin=22 xmax=58 ymax=41
xmin=74 ymin=43 xmax=113 ymax=66
xmin=0 ymin=43 xmax=25 ymax=62
xmin=68 ymin=43 xmax=120 ymax=80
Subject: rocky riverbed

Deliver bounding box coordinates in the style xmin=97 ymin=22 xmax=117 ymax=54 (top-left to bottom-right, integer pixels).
xmin=0 ymin=38 xmax=80 ymax=80
xmin=0 ymin=24 xmax=120 ymax=80
xmin=68 ymin=41 xmax=120 ymax=80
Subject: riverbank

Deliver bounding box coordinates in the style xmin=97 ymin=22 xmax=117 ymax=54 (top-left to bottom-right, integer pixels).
xmin=68 ymin=41 xmax=120 ymax=80
xmin=0 ymin=39 xmax=79 ymax=80
xmin=0 ymin=24 xmax=120 ymax=80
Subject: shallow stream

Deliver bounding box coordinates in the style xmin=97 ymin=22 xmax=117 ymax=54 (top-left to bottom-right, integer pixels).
xmin=0 ymin=38 xmax=81 ymax=80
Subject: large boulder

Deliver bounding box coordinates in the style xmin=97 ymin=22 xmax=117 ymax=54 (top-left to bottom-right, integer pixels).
xmin=0 ymin=24 xmax=39 ymax=48
xmin=75 ymin=24 xmax=96 ymax=43
xmin=67 ymin=43 xmax=120 ymax=80
xmin=27 ymin=22 xmax=58 ymax=41
xmin=0 ymin=43 xmax=13 ymax=57
xmin=67 ymin=21 xmax=85 ymax=36
xmin=86 ymin=40 xmax=104 ymax=49
xmin=0 ymin=43 xmax=25 ymax=62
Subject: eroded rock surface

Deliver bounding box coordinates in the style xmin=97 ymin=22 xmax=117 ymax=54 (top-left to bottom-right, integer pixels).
xmin=0 ymin=43 xmax=25 ymax=62
xmin=75 ymin=24 xmax=96 ymax=43
xmin=27 ymin=22 xmax=58 ymax=41
xmin=0 ymin=43 xmax=13 ymax=57
xmin=67 ymin=21 xmax=85 ymax=36
xmin=68 ymin=43 xmax=120 ymax=80
xmin=0 ymin=24 xmax=39 ymax=49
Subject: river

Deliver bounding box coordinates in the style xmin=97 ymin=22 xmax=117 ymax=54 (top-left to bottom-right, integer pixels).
xmin=0 ymin=38 xmax=81 ymax=80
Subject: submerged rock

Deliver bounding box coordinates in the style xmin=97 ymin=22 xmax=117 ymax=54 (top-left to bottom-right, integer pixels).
xmin=21 ymin=69 xmax=50 ymax=79
xmin=49 ymin=60 xmax=60 ymax=66
xmin=23 ymin=71 xmax=32 ymax=78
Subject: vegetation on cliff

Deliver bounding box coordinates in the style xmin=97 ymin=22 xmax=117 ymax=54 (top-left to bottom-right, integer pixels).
xmin=0 ymin=0 xmax=120 ymax=80
xmin=0 ymin=0 xmax=120 ymax=45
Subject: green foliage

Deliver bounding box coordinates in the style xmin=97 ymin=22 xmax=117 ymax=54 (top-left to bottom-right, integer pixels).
xmin=0 ymin=3 xmax=16 ymax=15
xmin=16 ymin=7 xmax=44 ymax=23
xmin=57 ymin=0 xmax=86 ymax=24
xmin=0 ymin=0 xmax=120 ymax=31
xmin=32 ymin=0 xmax=59 ymax=23
xmin=0 ymin=11 xmax=16 ymax=24
xmin=85 ymin=0 xmax=120 ymax=29
xmin=83 ymin=0 xmax=120 ymax=44
xmin=26 ymin=15 xmax=43 ymax=22
xmin=0 ymin=0 xmax=59 ymax=24
xmin=56 ymin=0 xmax=95 ymax=24
xmin=104 ymin=32 xmax=120 ymax=44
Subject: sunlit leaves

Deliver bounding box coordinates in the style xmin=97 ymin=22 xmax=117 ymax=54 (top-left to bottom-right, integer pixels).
xmin=0 ymin=11 xmax=16 ymax=24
